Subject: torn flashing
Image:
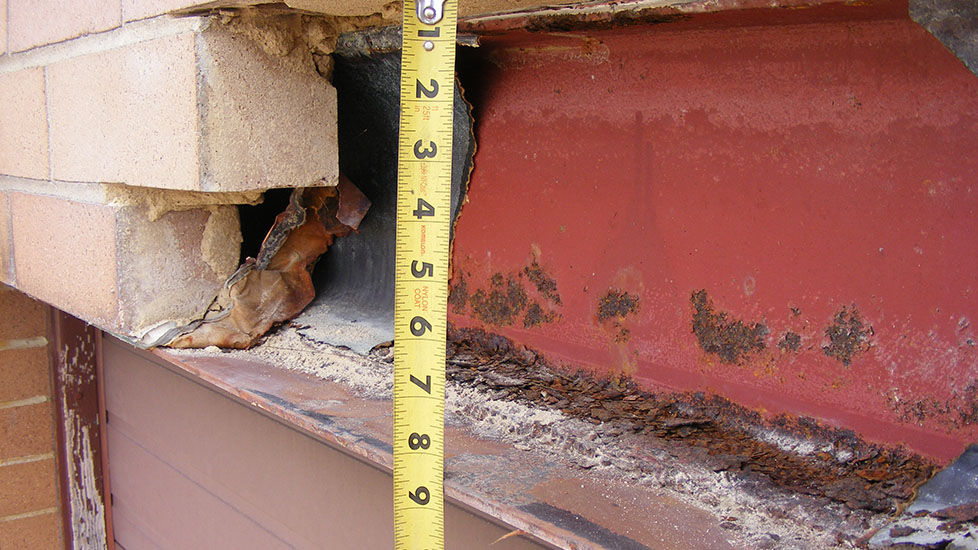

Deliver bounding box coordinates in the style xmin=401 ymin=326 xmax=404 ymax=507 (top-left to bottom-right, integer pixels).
xmin=142 ymin=176 xmax=369 ymax=349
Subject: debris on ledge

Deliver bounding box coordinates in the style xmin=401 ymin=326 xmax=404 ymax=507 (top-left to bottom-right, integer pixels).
xmin=144 ymin=176 xmax=369 ymax=349
xmin=169 ymin=323 xmax=947 ymax=549
xmin=869 ymin=444 xmax=978 ymax=549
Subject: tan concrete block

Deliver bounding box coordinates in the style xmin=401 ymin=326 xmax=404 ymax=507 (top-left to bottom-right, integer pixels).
xmin=0 ymin=511 xmax=63 ymax=550
xmin=9 ymin=190 xmax=240 ymax=335
xmin=115 ymin=205 xmax=241 ymax=333
xmin=0 ymin=348 xmax=52 ymax=403
xmin=0 ymin=289 xmax=47 ymax=341
xmin=47 ymin=32 xmax=200 ymax=190
xmin=8 ymin=0 xmax=121 ymax=52
xmin=0 ymin=69 xmax=50 ymax=181
xmin=49 ymin=17 xmax=338 ymax=192
xmin=9 ymin=193 xmax=119 ymax=326
xmin=0 ymin=192 xmax=11 ymax=286
xmin=197 ymin=20 xmax=338 ymax=191
xmin=0 ymin=0 xmax=7 ymax=55
xmin=0 ymin=402 xmax=55 ymax=459
xmin=0 ymin=459 xmax=59 ymax=518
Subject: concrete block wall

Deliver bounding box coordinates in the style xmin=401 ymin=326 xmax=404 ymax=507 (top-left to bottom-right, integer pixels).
xmin=0 ymin=2 xmax=341 ymax=338
xmin=0 ymin=286 xmax=62 ymax=550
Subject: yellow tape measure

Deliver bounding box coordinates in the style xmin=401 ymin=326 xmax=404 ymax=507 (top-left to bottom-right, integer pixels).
xmin=394 ymin=0 xmax=457 ymax=548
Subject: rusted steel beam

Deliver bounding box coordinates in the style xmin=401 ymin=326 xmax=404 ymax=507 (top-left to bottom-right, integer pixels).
xmin=448 ymin=0 xmax=978 ymax=463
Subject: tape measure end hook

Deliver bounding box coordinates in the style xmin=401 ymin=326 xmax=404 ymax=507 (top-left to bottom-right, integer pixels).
xmin=416 ymin=0 xmax=448 ymax=25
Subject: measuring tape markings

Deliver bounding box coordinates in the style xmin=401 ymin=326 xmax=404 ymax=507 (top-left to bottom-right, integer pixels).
xmin=394 ymin=0 xmax=458 ymax=548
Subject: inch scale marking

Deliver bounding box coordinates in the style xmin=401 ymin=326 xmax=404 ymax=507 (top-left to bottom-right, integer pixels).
xmin=393 ymin=0 xmax=457 ymax=549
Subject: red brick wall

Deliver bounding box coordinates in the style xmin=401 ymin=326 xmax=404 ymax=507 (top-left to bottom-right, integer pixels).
xmin=0 ymin=285 xmax=63 ymax=549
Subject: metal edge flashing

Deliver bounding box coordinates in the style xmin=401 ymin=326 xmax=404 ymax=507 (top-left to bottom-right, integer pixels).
xmin=143 ymin=343 xmax=622 ymax=550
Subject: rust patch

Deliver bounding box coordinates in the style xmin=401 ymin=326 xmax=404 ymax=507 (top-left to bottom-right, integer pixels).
xmin=462 ymin=257 xmax=562 ymax=328
xmin=822 ymin=305 xmax=871 ymax=366
xmin=888 ymin=381 xmax=978 ymax=431
xmin=523 ymin=301 xmax=557 ymax=328
xmin=691 ymin=290 xmax=767 ymax=364
xmin=597 ymin=289 xmax=640 ymax=343
xmin=960 ymin=382 xmax=978 ymax=426
xmin=447 ymin=326 xmax=937 ymax=515
xmin=470 ymin=273 xmax=529 ymax=326
xmin=449 ymin=275 xmax=469 ymax=315
xmin=778 ymin=331 xmax=802 ymax=352
xmin=523 ymin=261 xmax=562 ymax=306
xmin=597 ymin=289 xmax=640 ymax=322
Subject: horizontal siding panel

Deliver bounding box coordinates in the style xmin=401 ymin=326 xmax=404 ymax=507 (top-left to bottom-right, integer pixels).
xmin=107 ymin=424 xmax=290 ymax=550
xmin=103 ymin=338 xmax=549 ymax=550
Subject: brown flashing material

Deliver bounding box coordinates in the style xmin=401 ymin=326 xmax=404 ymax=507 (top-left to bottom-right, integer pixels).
xmin=161 ymin=177 xmax=369 ymax=349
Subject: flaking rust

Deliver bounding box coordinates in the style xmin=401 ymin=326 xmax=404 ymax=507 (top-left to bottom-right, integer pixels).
xmin=452 ymin=257 xmax=562 ymax=328
xmin=469 ymin=273 xmax=529 ymax=326
xmin=823 ymin=304 xmax=872 ymax=366
xmin=778 ymin=331 xmax=802 ymax=352
xmin=691 ymin=289 xmax=768 ymax=363
xmin=596 ymin=289 xmax=640 ymax=343
xmin=523 ymin=261 xmax=562 ymax=306
xmin=447 ymin=326 xmax=938 ymax=516
xmin=448 ymin=274 xmax=469 ymax=314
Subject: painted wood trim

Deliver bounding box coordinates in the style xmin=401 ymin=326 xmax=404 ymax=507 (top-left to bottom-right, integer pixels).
xmin=51 ymin=310 xmax=112 ymax=549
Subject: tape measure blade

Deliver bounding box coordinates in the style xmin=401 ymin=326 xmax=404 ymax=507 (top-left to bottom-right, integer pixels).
xmin=393 ymin=0 xmax=457 ymax=549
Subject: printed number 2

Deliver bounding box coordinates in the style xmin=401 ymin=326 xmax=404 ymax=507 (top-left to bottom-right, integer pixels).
xmin=416 ymin=79 xmax=438 ymax=99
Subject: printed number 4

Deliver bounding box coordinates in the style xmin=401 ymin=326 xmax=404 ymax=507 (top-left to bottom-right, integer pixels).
xmin=413 ymin=198 xmax=434 ymax=219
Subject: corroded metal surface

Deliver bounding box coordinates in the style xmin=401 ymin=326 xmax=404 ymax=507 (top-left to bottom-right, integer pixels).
xmin=448 ymin=327 xmax=937 ymax=517
xmin=449 ymin=2 xmax=978 ymax=462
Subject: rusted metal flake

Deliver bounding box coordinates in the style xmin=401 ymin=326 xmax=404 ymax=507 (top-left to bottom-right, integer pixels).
xmin=447 ymin=326 xmax=938 ymax=515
